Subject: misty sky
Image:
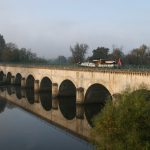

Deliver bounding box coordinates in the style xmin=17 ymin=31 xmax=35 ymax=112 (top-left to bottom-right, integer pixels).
xmin=0 ymin=0 xmax=150 ymax=58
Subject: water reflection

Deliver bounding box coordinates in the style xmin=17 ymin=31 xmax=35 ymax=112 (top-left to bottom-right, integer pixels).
xmin=40 ymin=92 xmax=52 ymax=111
xmin=59 ymin=97 xmax=76 ymax=120
xmin=26 ymin=88 xmax=35 ymax=104
xmin=15 ymin=86 xmax=22 ymax=99
xmin=84 ymin=103 xmax=104 ymax=127
xmin=0 ymin=98 xmax=7 ymax=113
xmin=0 ymin=85 xmax=108 ymax=148
xmin=1 ymin=86 xmax=106 ymax=128
xmin=7 ymin=86 xmax=12 ymax=95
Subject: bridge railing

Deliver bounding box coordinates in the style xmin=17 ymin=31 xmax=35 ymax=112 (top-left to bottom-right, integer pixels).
xmin=0 ymin=62 xmax=150 ymax=72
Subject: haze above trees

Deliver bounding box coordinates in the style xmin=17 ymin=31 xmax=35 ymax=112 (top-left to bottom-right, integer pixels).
xmin=0 ymin=33 xmax=150 ymax=66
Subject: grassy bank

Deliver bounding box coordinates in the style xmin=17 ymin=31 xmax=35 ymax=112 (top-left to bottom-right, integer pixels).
xmin=91 ymin=89 xmax=150 ymax=150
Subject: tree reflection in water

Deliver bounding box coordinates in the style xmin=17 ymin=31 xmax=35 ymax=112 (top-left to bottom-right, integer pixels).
xmin=0 ymin=98 xmax=7 ymax=113
xmin=59 ymin=97 xmax=76 ymax=120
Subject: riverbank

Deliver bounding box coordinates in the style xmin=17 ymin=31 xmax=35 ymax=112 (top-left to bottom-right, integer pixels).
xmin=91 ymin=88 xmax=150 ymax=150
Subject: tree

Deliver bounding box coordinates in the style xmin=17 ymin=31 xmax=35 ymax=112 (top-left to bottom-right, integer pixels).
xmin=125 ymin=45 xmax=150 ymax=65
xmin=110 ymin=47 xmax=124 ymax=62
xmin=89 ymin=47 xmax=109 ymax=60
xmin=0 ymin=34 xmax=6 ymax=50
xmin=70 ymin=43 xmax=88 ymax=63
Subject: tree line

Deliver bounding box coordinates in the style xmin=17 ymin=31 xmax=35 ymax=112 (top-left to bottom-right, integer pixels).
xmin=0 ymin=34 xmax=47 ymax=64
xmin=69 ymin=43 xmax=150 ymax=66
xmin=0 ymin=33 xmax=150 ymax=66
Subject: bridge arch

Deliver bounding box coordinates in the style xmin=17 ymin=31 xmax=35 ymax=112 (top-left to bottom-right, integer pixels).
xmin=6 ymin=72 xmax=12 ymax=84
xmin=15 ymin=73 xmax=22 ymax=85
xmin=40 ymin=77 xmax=52 ymax=92
xmin=26 ymin=75 xmax=35 ymax=89
xmin=84 ymin=83 xmax=112 ymax=104
xmin=59 ymin=79 xmax=76 ymax=97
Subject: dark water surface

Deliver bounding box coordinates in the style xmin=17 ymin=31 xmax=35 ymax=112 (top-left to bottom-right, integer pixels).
xmin=0 ymin=86 xmax=104 ymax=150
xmin=0 ymin=100 xmax=92 ymax=150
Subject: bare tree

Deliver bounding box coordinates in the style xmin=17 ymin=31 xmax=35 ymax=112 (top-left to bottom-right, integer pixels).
xmin=70 ymin=43 xmax=88 ymax=63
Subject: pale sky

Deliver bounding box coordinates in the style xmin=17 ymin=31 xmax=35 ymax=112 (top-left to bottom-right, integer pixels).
xmin=0 ymin=0 xmax=150 ymax=58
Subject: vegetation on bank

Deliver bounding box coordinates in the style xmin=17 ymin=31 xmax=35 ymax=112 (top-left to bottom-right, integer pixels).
xmin=91 ymin=88 xmax=150 ymax=150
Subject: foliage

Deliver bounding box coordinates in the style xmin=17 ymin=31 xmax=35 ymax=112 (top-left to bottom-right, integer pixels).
xmin=110 ymin=47 xmax=124 ymax=62
xmin=91 ymin=89 xmax=150 ymax=150
xmin=70 ymin=43 xmax=88 ymax=63
xmin=89 ymin=47 xmax=109 ymax=60
xmin=0 ymin=34 xmax=6 ymax=50
xmin=0 ymin=34 xmax=48 ymax=64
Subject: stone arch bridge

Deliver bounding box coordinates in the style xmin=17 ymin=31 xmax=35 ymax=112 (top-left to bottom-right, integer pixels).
xmin=0 ymin=64 xmax=150 ymax=104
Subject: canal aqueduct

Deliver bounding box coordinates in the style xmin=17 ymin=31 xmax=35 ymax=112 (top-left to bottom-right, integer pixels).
xmin=0 ymin=64 xmax=150 ymax=104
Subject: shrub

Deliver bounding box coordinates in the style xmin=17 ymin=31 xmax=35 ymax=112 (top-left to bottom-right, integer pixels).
xmin=91 ymin=89 xmax=150 ymax=150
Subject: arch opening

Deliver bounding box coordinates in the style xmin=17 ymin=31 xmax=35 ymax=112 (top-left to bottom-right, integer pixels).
xmin=40 ymin=77 xmax=52 ymax=93
xmin=6 ymin=72 xmax=12 ymax=84
xmin=85 ymin=83 xmax=111 ymax=104
xmin=26 ymin=75 xmax=35 ymax=89
xmin=59 ymin=80 xmax=76 ymax=97
xmin=15 ymin=73 xmax=22 ymax=86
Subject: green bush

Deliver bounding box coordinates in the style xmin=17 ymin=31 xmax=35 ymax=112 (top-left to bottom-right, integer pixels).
xmin=91 ymin=89 xmax=150 ymax=150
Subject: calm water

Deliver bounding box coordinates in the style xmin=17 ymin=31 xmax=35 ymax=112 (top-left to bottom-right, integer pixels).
xmin=0 ymin=86 xmax=103 ymax=150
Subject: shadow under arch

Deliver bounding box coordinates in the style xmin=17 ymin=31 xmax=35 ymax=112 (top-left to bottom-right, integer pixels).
xmin=0 ymin=98 xmax=7 ymax=113
xmin=6 ymin=72 xmax=12 ymax=84
xmin=59 ymin=79 xmax=76 ymax=97
xmin=40 ymin=92 xmax=52 ymax=111
xmin=15 ymin=73 xmax=22 ymax=86
xmin=59 ymin=97 xmax=76 ymax=120
xmin=85 ymin=83 xmax=112 ymax=104
xmin=26 ymin=75 xmax=35 ymax=89
xmin=40 ymin=77 xmax=52 ymax=92
xmin=0 ymin=71 xmax=4 ymax=81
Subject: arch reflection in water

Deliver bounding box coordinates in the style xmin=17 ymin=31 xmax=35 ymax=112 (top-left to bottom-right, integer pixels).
xmin=7 ymin=86 xmax=13 ymax=95
xmin=0 ymin=98 xmax=7 ymax=113
xmin=59 ymin=97 xmax=76 ymax=120
xmin=15 ymin=86 xmax=22 ymax=99
xmin=26 ymin=88 xmax=35 ymax=104
xmin=84 ymin=103 xmax=104 ymax=127
xmin=85 ymin=83 xmax=111 ymax=104
xmin=40 ymin=92 xmax=52 ymax=111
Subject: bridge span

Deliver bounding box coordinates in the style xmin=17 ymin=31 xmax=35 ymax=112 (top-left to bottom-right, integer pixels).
xmin=0 ymin=64 xmax=150 ymax=104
